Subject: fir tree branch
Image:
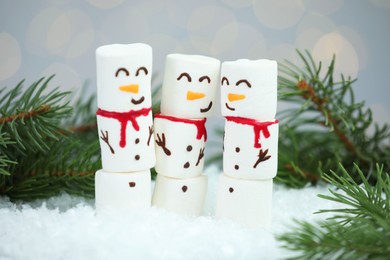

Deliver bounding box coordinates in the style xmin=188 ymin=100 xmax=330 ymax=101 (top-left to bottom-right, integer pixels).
xmin=68 ymin=123 xmax=97 ymax=134
xmin=0 ymin=77 xmax=100 ymax=200
xmin=276 ymin=50 xmax=389 ymax=186
xmin=0 ymin=105 xmax=51 ymax=123
xmin=296 ymin=80 xmax=369 ymax=165
xmin=277 ymin=163 xmax=390 ymax=259
xmin=0 ymin=76 xmax=72 ymax=155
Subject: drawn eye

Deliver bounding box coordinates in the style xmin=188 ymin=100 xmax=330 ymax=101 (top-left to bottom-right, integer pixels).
xmin=115 ymin=67 xmax=129 ymax=77
xmin=177 ymin=72 xmax=192 ymax=82
xmin=199 ymin=76 xmax=211 ymax=84
xmin=221 ymin=77 xmax=230 ymax=86
xmin=236 ymin=79 xmax=251 ymax=88
xmin=136 ymin=66 xmax=148 ymax=76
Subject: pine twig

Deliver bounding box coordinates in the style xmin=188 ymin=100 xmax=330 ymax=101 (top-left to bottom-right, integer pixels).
xmin=277 ymin=163 xmax=390 ymax=259
xmin=276 ymin=49 xmax=389 ymax=187
xmin=0 ymin=105 xmax=51 ymax=123
xmin=297 ymin=80 xmax=368 ymax=164
xmin=0 ymin=77 xmax=101 ymax=200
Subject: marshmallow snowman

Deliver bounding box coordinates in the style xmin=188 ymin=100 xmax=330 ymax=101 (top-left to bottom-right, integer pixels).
xmin=216 ymin=59 xmax=278 ymax=228
xmin=152 ymin=54 xmax=220 ymax=216
xmin=95 ymin=43 xmax=155 ymax=211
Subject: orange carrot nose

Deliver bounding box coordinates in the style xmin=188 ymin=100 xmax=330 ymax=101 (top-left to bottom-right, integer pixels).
xmin=228 ymin=93 xmax=246 ymax=102
xmin=187 ymin=91 xmax=206 ymax=100
xmin=119 ymin=84 xmax=139 ymax=93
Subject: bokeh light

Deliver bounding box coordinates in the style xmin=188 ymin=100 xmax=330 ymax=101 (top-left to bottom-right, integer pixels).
xmin=312 ymin=33 xmax=359 ymax=80
xmin=85 ymin=0 xmax=125 ymax=9
xmin=0 ymin=33 xmax=22 ymax=81
xmin=253 ymin=0 xmax=305 ymax=30
xmin=303 ymin=0 xmax=344 ymax=15
xmin=26 ymin=8 xmax=94 ymax=58
xmin=188 ymin=5 xmax=237 ymax=54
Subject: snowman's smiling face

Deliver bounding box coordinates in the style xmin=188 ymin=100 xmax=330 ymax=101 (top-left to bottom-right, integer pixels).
xmin=96 ymin=43 xmax=153 ymax=112
xmin=160 ymin=54 xmax=220 ymax=119
xmin=221 ymin=76 xmax=251 ymax=112
xmin=176 ymin=72 xmax=213 ymax=114
xmin=220 ymin=59 xmax=278 ymax=121
xmin=115 ymin=66 xmax=149 ymax=106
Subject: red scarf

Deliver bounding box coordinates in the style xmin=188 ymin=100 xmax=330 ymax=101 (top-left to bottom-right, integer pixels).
xmin=96 ymin=107 xmax=152 ymax=148
xmin=154 ymin=113 xmax=207 ymax=142
xmin=225 ymin=116 xmax=278 ymax=148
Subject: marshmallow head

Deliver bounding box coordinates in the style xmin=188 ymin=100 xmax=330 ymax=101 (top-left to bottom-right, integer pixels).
xmin=221 ymin=59 xmax=277 ymax=121
xmin=160 ymin=54 xmax=220 ymax=118
xmin=96 ymin=43 xmax=153 ymax=112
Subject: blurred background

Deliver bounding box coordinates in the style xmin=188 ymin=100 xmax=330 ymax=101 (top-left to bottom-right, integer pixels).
xmin=1 ymin=0 xmax=389 ymax=128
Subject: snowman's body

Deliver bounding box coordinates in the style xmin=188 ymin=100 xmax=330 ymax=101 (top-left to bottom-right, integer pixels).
xmin=95 ymin=43 xmax=155 ymax=212
xmin=97 ymin=108 xmax=155 ymax=173
xmin=223 ymin=118 xmax=278 ymax=180
xmin=216 ymin=59 xmax=278 ymax=228
xmin=153 ymin=114 xmax=206 ymax=178
xmin=152 ymin=54 xmax=220 ymax=216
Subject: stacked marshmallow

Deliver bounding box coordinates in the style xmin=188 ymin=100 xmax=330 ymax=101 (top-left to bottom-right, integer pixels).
xmin=95 ymin=43 xmax=155 ymax=211
xmin=152 ymin=54 xmax=220 ymax=216
xmin=215 ymin=59 xmax=278 ymax=227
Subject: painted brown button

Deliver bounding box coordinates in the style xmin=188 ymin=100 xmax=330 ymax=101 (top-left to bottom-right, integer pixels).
xmin=184 ymin=162 xmax=190 ymax=168
xmin=135 ymin=138 xmax=140 ymax=144
xmin=129 ymin=182 xmax=136 ymax=187
xmin=229 ymin=187 xmax=234 ymax=193
xmin=235 ymin=147 xmax=240 ymax=153
xmin=186 ymin=145 xmax=193 ymax=152
xmin=234 ymin=165 xmax=239 ymax=170
xmin=135 ymin=155 xmax=140 ymax=160
xmin=182 ymin=185 xmax=188 ymax=192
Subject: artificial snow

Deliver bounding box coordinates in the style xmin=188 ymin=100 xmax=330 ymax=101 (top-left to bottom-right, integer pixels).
xmin=0 ymin=165 xmax=338 ymax=259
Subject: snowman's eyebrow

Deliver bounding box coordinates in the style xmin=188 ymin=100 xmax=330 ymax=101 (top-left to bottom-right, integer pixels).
xmin=136 ymin=66 xmax=148 ymax=76
xmin=177 ymin=72 xmax=192 ymax=82
xmin=199 ymin=75 xmax=211 ymax=83
xmin=221 ymin=77 xmax=229 ymax=86
xmin=115 ymin=67 xmax=129 ymax=77
xmin=236 ymin=79 xmax=251 ymax=88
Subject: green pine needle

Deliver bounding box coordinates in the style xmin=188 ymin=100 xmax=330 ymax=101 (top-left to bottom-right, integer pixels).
xmin=0 ymin=76 xmax=100 ymax=200
xmin=277 ymin=50 xmax=389 ymax=187
xmin=278 ymin=163 xmax=390 ymax=259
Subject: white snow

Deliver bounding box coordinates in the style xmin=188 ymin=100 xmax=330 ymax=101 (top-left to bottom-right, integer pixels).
xmin=0 ymin=165 xmax=338 ymax=259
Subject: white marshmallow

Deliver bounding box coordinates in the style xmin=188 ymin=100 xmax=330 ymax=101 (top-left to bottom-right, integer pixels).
xmin=160 ymin=54 xmax=220 ymax=119
xmin=97 ymin=112 xmax=155 ymax=172
xmin=221 ymin=59 xmax=277 ymax=121
xmin=152 ymin=174 xmax=207 ymax=217
xmin=215 ymin=174 xmax=273 ymax=228
xmin=95 ymin=169 xmax=151 ymax=212
xmin=223 ymin=119 xmax=278 ymax=180
xmin=96 ymin=43 xmax=153 ymax=112
xmin=154 ymin=115 xmax=206 ymax=178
